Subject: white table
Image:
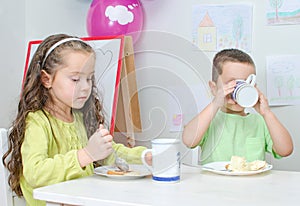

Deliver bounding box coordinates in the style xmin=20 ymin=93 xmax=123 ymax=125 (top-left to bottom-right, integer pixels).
xmin=33 ymin=165 xmax=300 ymax=206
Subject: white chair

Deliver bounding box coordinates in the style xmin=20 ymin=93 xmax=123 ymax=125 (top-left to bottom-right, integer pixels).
xmin=0 ymin=128 xmax=26 ymax=206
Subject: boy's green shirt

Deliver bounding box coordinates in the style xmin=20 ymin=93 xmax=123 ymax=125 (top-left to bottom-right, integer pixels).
xmin=199 ymin=110 xmax=281 ymax=165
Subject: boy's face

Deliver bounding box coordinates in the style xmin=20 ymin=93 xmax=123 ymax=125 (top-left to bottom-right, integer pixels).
xmin=215 ymin=61 xmax=256 ymax=113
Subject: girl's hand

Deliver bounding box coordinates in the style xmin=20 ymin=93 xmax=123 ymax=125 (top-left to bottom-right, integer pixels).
xmin=144 ymin=151 xmax=152 ymax=166
xmin=82 ymin=124 xmax=113 ymax=162
xmin=253 ymin=89 xmax=271 ymax=116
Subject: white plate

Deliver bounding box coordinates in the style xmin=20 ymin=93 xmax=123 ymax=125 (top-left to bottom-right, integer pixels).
xmin=202 ymin=161 xmax=273 ymax=176
xmin=94 ymin=164 xmax=151 ymax=180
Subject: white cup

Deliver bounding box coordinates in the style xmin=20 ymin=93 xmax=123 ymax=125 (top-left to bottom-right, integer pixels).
xmin=231 ymin=74 xmax=258 ymax=107
xmin=141 ymin=138 xmax=181 ymax=183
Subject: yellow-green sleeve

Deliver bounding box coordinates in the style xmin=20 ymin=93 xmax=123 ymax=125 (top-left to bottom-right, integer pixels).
xmin=101 ymin=142 xmax=147 ymax=165
xmin=21 ymin=112 xmax=93 ymax=188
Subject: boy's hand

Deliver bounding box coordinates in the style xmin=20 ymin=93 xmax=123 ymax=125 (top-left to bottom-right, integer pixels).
xmin=212 ymin=79 xmax=236 ymax=108
xmin=254 ymin=89 xmax=271 ymax=116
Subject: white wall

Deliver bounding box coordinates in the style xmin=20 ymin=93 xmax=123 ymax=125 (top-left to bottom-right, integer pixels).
xmin=0 ymin=0 xmax=299 ymax=171
xmin=0 ymin=0 xmax=90 ymax=129
xmin=0 ymin=0 xmax=25 ymax=126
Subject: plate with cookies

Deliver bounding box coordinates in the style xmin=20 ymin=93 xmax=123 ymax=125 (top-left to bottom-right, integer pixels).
xmin=94 ymin=164 xmax=151 ymax=180
xmin=202 ymin=156 xmax=272 ymax=176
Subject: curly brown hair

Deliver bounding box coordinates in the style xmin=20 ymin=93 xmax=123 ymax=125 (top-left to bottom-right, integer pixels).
xmin=2 ymin=34 xmax=104 ymax=196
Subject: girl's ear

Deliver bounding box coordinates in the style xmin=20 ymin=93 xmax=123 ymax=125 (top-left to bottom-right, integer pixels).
xmin=41 ymin=70 xmax=52 ymax=89
xmin=209 ymin=80 xmax=217 ymax=96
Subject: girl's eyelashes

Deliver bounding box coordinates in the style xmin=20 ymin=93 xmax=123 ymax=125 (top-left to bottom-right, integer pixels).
xmin=71 ymin=75 xmax=94 ymax=82
xmin=71 ymin=77 xmax=80 ymax=82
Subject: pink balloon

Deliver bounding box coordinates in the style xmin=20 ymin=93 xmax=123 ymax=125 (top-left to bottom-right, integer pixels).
xmin=87 ymin=0 xmax=144 ymax=44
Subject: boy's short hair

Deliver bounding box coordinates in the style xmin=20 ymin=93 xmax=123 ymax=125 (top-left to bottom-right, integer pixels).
xmin=212 ymin=49 xmax=255 ymax=82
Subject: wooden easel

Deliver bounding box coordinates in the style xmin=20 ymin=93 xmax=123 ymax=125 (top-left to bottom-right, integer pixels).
xmin=114 ymin=36 xmax=142 ymax=147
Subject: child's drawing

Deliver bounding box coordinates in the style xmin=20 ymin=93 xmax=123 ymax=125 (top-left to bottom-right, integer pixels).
xmin=266 ymin=0 xmax=300 ymax=25
xmin=267 ymin=55 xmax=300 ymax=105
xmin=192 ymin=4 xmax=253 ymax=52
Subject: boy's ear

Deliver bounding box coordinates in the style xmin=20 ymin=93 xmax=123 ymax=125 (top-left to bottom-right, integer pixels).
xmin=209 ymin=80 xmax=217 ymax=96
xmin=41 ymin=70 xmax=52 ymax=89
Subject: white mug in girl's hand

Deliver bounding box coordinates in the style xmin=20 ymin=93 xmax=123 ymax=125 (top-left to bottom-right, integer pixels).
xmin=141 ymin=138 xmax=181 ymax=183
xmin=231 ymin=74 xmax=259 ymax=108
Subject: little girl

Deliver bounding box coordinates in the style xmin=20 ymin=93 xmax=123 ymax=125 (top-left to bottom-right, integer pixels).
xmin=2 ymin=34 xmax=150 ymax=206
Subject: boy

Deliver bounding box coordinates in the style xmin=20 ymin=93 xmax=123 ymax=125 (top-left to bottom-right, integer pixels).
xmin=182 ymin=49 xmax=293 ymax=164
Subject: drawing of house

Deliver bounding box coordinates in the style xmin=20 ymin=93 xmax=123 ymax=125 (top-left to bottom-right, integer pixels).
xmin=198 ymin=12 xmax=217 ymax=51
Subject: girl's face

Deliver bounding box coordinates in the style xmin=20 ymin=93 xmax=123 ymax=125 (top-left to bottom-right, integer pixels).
xmin=218 ymin=61 xmax=256 ymax=114
xmin=48 ymin=51 xmax=95 ymax=111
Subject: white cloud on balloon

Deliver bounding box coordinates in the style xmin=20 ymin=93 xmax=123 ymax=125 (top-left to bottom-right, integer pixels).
xmin=105 ymin=5 xmax=134 ymax=25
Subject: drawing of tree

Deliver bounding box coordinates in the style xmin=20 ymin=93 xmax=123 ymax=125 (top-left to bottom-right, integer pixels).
xmin=232 ymin=16 xmax=243 ymax=48
xmin=274 ymin=76 xmax=284 ymax=96
xmin=269 ymin=0 xmax=284 ymax=22
xmin=287 ymin=75 xmax=295 ymax=96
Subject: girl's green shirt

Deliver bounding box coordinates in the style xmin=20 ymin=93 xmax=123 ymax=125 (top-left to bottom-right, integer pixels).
xmin=20 ymin=110 xmax=145 ymax=206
